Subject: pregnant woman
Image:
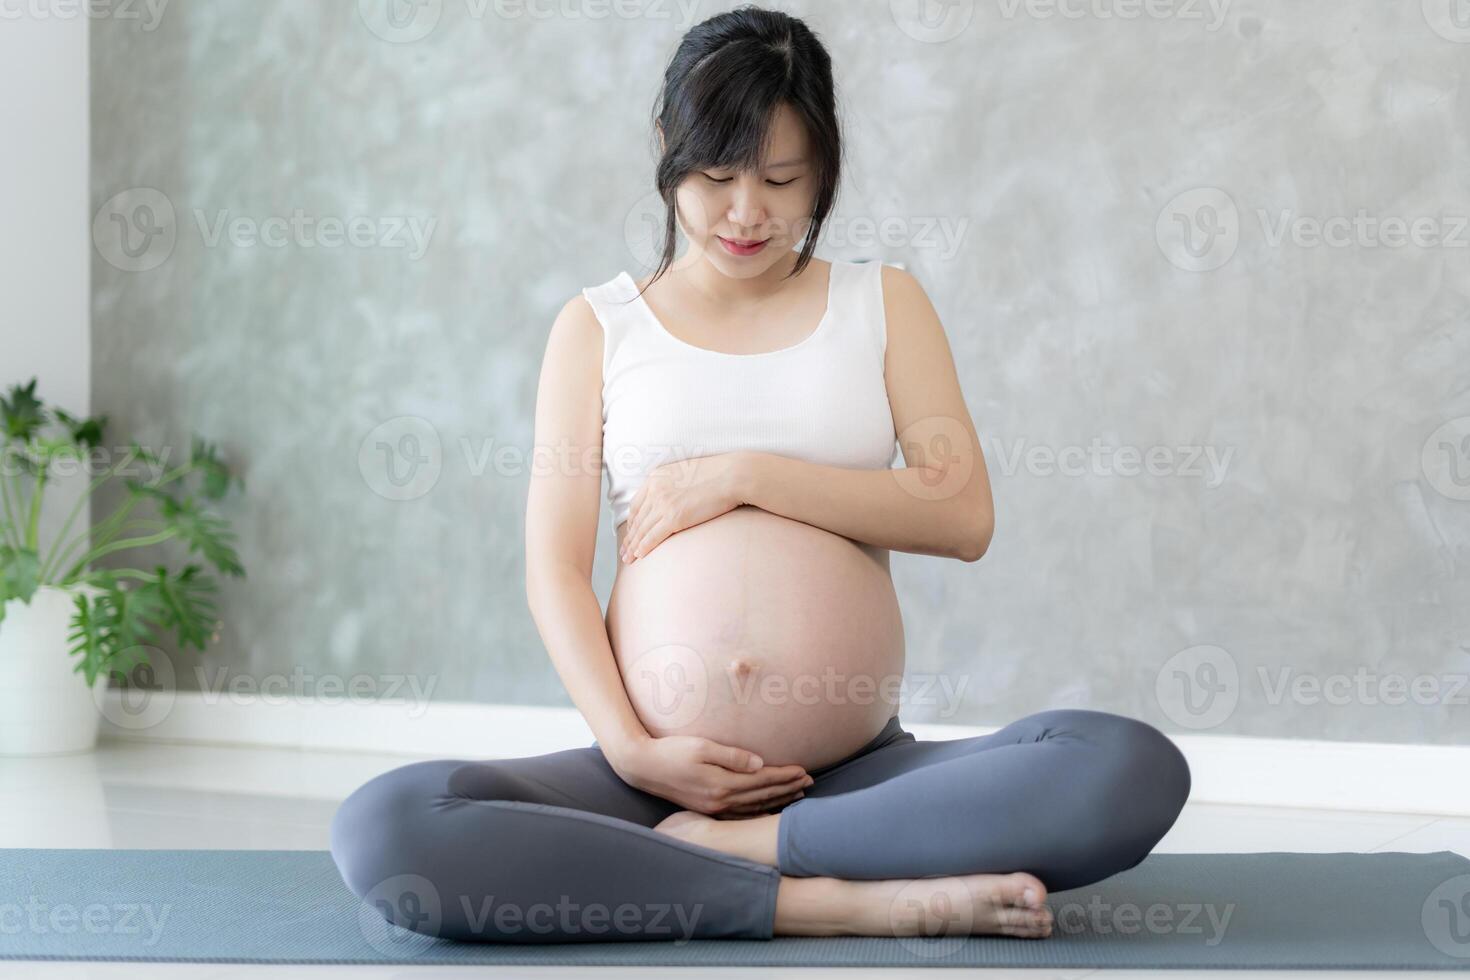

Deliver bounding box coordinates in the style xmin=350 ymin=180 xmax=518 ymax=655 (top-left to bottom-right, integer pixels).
xmin=330 ymin=7 xmax=1190 ymax=945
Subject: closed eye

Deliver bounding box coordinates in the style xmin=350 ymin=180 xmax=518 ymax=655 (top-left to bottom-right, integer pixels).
xmin=701 ymin=173 xmax=800 ymax=187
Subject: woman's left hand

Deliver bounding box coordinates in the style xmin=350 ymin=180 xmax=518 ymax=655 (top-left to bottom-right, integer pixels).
xmin=620 ymin=452 xmax=752 ymax=563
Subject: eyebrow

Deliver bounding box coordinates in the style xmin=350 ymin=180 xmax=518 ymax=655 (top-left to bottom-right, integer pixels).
xmin=764 ymin=158 xmax=807 ymax=169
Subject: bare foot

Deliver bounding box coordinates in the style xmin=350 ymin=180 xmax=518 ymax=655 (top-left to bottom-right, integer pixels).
xmin=777 ymin=871 xmax=1053 ymax=939
xmin=652 ymin=809 xmax=779 ymax=865
xmin=652 ymin=810 xmax=709 ymax=841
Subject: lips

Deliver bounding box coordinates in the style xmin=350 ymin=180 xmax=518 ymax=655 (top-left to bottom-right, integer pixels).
xmin=721 ymin=236 xmax=768 ymax=247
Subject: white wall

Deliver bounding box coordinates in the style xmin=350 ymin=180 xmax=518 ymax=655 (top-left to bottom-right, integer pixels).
xmin=0 ymin=11 xmax=90 ymax=560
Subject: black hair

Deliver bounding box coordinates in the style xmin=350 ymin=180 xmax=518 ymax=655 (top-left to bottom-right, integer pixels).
xmin=639 ymin=5 xmax=842 ymax=294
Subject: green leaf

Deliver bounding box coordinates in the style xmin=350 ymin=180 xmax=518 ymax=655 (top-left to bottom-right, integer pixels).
xmin=0 ymin=378 xmax=45 ymax=441
xmin=52 ymin=407 xmax=108 ymax=449
xmin=66 ymin=579 xmax=168 ymax=685
xmin=191 ymin=435 xmax=243 ymax=500
xmin=148 ymin=563 xmax=219 ymax=651
xmin=65 ymin=591 xmax=107 ymax=687
xmin=0 ymin=545 xmax=41 ymax=628
xmin=138 ymin=486 xmax=245 ymax=578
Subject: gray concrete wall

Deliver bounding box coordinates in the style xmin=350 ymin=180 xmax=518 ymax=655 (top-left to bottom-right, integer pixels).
xmin=89 ymin=0 xmax=1470 ymax=743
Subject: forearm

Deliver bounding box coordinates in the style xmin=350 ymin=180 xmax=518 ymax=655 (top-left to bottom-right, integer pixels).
xmin=738 ymin=451 xmax=992 ymax=561
xmin=525 ymin=562 xmax=649 ymax=765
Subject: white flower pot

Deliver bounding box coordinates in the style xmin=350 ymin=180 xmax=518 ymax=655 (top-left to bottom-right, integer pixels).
xmin=0 ymin=584 xmax=109 ymax=756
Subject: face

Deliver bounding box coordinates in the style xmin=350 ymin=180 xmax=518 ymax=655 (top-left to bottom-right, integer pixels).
xmin=665 ymin=102 xmax=818 ymax=278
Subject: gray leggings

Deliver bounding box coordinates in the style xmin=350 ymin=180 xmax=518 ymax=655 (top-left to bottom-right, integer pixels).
xmin=329 ymin=707 xmax=1190 ymax=944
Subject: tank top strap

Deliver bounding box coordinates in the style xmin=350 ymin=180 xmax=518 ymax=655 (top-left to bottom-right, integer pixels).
xmin=834 ymin=258 xmax=889 ymax=364
xmin=580 ymin=272 xmax=647 ymax=379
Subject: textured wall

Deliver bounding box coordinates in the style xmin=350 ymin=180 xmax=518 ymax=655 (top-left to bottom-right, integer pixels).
xmin=90 ymin=0 xmax=1469 ymax=744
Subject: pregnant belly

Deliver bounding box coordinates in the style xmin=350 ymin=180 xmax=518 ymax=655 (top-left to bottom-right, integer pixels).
xmin=607 ymin=505 xmax=906 ymax=771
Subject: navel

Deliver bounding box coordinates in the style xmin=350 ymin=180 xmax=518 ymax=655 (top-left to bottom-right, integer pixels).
xmin=725 ymin=656 xmax=759 ymax=680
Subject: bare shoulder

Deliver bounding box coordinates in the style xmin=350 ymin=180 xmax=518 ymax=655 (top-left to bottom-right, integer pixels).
xmin=876 ymin=263 xmax=946 ymax=359
xmin=536 ymin=290 xmax=605 ymax=392
xmin=552 ymin=290 xmax=602 ymax=339
xmin=878 ymin=263 xmax=935 ymax=321
xmin=544 ymin=289 xmax=605 ymax=355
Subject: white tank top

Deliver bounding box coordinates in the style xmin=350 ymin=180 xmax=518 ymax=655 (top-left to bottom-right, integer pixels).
xmin=580 ymin=257 xmax=900 ymax=530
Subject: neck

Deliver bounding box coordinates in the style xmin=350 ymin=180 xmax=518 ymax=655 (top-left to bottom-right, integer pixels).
xmin=671 ymin=246 xmax=805 ymax=310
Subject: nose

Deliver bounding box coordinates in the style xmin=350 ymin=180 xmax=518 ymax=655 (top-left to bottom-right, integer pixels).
xmin=725 ymin=178 xmax=768 ymax=233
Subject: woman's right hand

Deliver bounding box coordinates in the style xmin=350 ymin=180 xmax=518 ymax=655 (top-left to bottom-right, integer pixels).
xmin=609 ymin=734 xmax=813 ymax=816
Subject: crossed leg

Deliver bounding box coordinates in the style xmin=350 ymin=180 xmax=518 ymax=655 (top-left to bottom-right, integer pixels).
xmin=659 ymin=708 xmax=1191 ymax=888
xmin=329 ymin=708 xmax=1190 ymax=943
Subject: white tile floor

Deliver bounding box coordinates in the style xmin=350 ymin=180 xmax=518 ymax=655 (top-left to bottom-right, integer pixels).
xmin=2 ymin=737 xmax=1467 ymax=979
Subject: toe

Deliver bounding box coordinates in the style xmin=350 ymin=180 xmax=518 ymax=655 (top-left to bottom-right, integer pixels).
xmin=1001 ymin=871 xmax=1048 ymax=909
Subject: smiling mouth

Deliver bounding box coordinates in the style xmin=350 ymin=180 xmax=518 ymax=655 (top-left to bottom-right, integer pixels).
xmin=720 ymin=236 xmax=769 ymax=247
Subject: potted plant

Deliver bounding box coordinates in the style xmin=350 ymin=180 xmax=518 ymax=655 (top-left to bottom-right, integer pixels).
xmin=0 ymin=378 xmax=246 ymax=755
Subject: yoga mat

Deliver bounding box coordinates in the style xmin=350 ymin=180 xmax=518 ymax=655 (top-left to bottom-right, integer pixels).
xmin=1 ymin=848 xmax=1467 ymax=968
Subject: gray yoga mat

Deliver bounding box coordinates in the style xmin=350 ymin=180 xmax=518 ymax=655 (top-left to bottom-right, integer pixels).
xmin=1 ymin=848 xmax=1467 ymax=968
